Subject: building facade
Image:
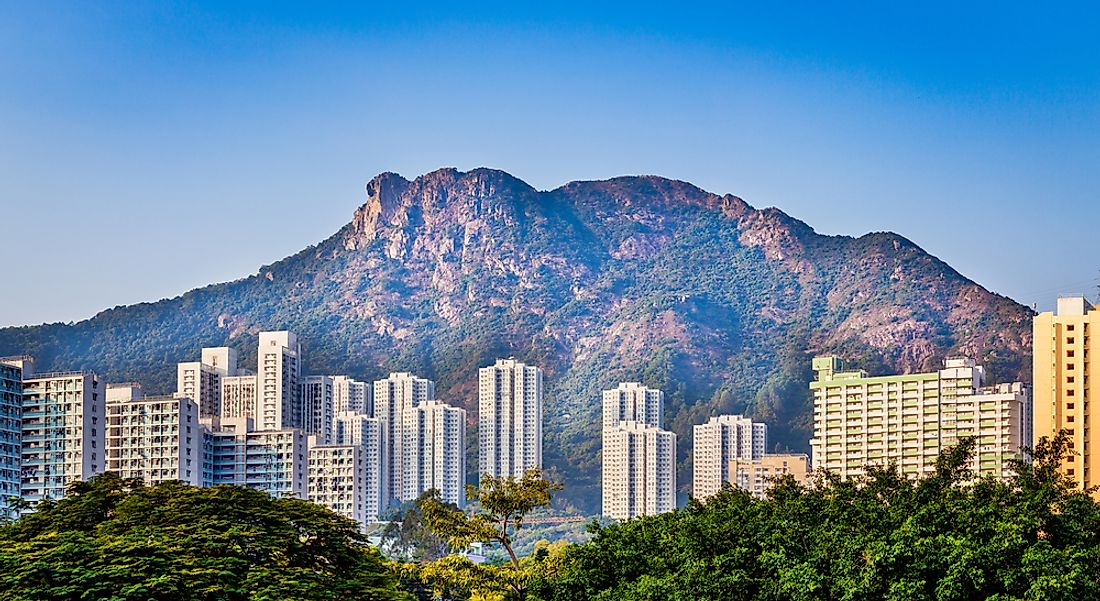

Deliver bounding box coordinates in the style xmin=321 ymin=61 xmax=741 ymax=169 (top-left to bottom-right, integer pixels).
xmin=221 ymin=375 xmax=258 ymax=421
xmin=334 ymin=413 xmax=386 ymax=516
xmin=402 ymin=400 xmax=467 ymax=507
xmin=692 ymin=414 xmax=768 ymax=499
xmin=209 ymin=417 xmax=307 ymax=499
xmin=258 ymin=331 xmax=302 ymax=432
xmin=602 ymin=421 xmax=676 ymax=520
xmin=1034 ymin=296 xmax=1100 ymax=498
xmin=332 ymin=376 xmax=370 ymax=416
xmin=20 ymin=371 xmax=105 ymax=502
xmin=301 ymin=375 xmax=334 ymax=444
xmin=106 ymin=394 xmax=205 ymax=486
xmin=308 ymin=442 xmax=373 ymax=526
xmin=479 ymin=359 xmax=542 ymax=481
xmin=729 ymin=453 xmax=810 ymax=498
xmin=809 ymin=355 xmax=1031 ymax=481
xmin=374 ymin=372 xmax=434 ymax=503
xmin=602 ymin=382 xmax=663 ymax=429
xmin=0 ymin=357 xmax=29 ymax=514
xmin=176 ymin=347 xmax=238 ymax=419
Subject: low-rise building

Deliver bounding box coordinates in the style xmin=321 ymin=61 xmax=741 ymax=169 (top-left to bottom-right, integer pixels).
xmin=729 ymin=453 xmax=810 ymax=498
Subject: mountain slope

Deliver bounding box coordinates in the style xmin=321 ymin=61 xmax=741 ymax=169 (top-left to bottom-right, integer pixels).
xmin=0 ymin=167 xmax=1033 ymax=511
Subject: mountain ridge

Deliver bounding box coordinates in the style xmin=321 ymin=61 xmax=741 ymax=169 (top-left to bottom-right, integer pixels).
xmin=0 ymin=167 xmax=1033 ymax=511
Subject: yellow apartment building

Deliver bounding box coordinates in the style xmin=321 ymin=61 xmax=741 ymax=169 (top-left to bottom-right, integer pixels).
xmin=1034 ymin=296 xmax=1100 ymax=498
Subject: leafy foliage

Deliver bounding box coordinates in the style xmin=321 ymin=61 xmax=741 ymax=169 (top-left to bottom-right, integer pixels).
xmin=405 ymin=470 xmax=563 ymax=600
xmin=0 ymin=474 xmax=409 ymax=601
xmin=529 ymin=435 xmax=1100 ymax=600
xmin=419 ymin=469 xmax=562 ymax=569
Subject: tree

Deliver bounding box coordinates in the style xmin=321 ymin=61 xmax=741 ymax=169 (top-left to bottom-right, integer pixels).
xmin=0 ymin=473 xmax=410 ymax=600
xmin=533 ymin=435 xmax=1100 ymax=600
xmin=380 ymin=499 xmax=449 ymax=562
xmin=413 ymin=469 xmax=562 ymax=600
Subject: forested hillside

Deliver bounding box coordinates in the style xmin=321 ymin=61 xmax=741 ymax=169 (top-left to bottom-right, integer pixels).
xmin=0 ymin=168 xmax=1033 ymax=511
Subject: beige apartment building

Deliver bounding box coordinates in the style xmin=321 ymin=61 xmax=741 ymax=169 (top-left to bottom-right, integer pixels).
xmin=1034 ymin=296 xmax=1100 ymax=498
xmin=729 ymin=454 xmax=809 ymax=498
xmin=402 ymin=400 xmax=467 ymax=507
xmin=810 ymin=355 xmax=1030 ymax=480
xmin=209 ymin=417 xmax=307 ymax=499
xmin=334 ymin=413 xmax=387 ymax=516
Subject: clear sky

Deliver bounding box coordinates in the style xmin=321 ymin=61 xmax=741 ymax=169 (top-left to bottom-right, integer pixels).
xmin=2 ymin=2 xmax=1098 ymax=327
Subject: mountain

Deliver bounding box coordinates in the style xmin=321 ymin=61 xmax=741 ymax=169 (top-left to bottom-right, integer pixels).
xmin=0 ymin=167 xmax=1033 ymax=512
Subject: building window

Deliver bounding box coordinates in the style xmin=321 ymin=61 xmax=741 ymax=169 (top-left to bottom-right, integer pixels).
xmin=1068 ymin=337 xmax=1076 ymax=344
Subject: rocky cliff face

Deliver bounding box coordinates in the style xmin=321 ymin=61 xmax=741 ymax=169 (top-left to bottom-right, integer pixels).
xmin=0 ymin=167 xmax=1033 ymax=511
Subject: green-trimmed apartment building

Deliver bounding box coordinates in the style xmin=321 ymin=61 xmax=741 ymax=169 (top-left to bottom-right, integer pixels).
xmin=809 ymin=356 xmax=1031 ymax=480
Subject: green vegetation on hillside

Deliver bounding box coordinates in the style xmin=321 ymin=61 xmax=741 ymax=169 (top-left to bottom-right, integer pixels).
xmin=0 ymin=168 xmax=1035 ymax=512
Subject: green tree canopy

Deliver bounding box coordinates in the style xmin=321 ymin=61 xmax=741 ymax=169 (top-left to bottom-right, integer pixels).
xmin=0 ymin=473 xmax=409 ymax=601
xmin=410 ymin=470 xmax=563 ymax=600
xmin=530 ymin=435 xmax=1100 ymax=601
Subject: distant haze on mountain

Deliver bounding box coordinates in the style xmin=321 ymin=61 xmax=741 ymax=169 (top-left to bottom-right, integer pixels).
xmin=0 ymin=168 xmax=1033 ymax=511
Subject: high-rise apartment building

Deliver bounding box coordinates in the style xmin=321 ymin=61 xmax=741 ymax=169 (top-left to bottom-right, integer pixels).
xmin=0 ymin=356 xmax=30 ymax=514
xmin=176 ymin=347 xmax=236 ymax=419
xmin=602 ymin=382 xmax=663 ymax=429
xmin=479 ymin=359 xmax=542 ymax=481
xmin=106 ymin=393 xmax=205 ymax=486
xmin=308 ymin=442 xmax=374 ymax=527
xmin=374 ymin=372 xmax=434 ymax=503
xmin=602 ymin=421 xmax=676 ymax=520
xmin=332 ymin=376 xmax=370 ymax=416
xmin=301 ymin=375 xmax=334 ymax=444
xmin=809 ymin=355 xmax=1031 ymax=481
xmin=209 ymin=417 xmax=307 ymax=499
xmin=258 ymin=331 xmax=302 ymax=432
xmin=692 ymin=415 xmax=768 ymax=499
xmin=334 ymin=412 xmax=386 ymax=516
xmin=1034 ymin=296 xmax=1100 ymax=498
xmin=20 ymin=370 xmax=105 ymax=502
xmin=221 ymin=375 xmax=258 ymax=420
xmin=402 ymin=400 xmax=467 ymax=507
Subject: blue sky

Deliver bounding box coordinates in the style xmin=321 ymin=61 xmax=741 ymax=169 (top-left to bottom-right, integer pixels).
xmin=2 ymin=2 xmax=1098 ymax=326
